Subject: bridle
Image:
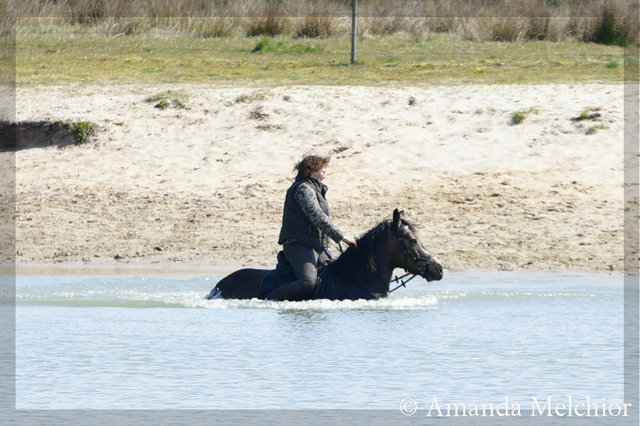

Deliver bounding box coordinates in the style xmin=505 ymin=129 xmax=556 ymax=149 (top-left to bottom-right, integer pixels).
xmin=389 ymin=224 xmax=433 ymax=294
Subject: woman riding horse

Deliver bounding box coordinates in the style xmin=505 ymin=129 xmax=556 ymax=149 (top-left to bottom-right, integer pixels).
xmin=266 ymin=155 xmax=357 ymax=301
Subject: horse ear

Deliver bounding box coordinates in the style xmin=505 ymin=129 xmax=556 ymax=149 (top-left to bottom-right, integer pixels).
xmin=393 ymin=209 xmax=404 ymax=228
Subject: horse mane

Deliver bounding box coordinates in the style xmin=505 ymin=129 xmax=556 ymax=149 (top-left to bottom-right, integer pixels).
xmin=330 ymin=218 xmax=419 ymax=281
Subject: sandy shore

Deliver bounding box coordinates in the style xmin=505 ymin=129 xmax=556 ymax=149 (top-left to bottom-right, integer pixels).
xmin=6 ymin=84 xmax=626 ymax=272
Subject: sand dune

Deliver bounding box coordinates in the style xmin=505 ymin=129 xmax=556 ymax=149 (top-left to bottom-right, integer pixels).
xmin=8 ymin=84 xmax=625 ymax=272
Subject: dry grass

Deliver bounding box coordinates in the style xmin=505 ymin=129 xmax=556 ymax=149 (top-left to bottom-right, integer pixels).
xmin=2 ymin=0 xmax=638 ymax=45
xmin=293 ymin=1 xmax=345 ymax=38
xmin=243 ymin=1 xmax=291 ymax=37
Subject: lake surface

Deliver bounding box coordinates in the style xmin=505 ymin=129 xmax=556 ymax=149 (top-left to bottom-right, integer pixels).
xmin=15 ymin=271 xmax=624 ymax=411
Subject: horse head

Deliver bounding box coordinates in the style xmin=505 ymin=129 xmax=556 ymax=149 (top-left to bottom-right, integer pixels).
xmin=390 ymin=208 xmax=443 ymax=282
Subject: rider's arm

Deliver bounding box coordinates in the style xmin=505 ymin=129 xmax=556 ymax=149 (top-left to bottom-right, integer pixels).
xmin=294 ymin=183 xmax=344 ymax=244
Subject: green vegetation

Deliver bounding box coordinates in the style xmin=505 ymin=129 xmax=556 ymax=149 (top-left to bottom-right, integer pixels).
xmin=573 ymin=108 xmax=602 ymax=121
xmin=235 ymin=92 xmax=269 ymax=104
xmin=586 ymin=124 xmax=610 ymax=134
xmin=251 ymin=37 xmax=323 ymax=54
xmin=512 ymin=107 xmax=540 ymax=124
xmin=592 ymin=1 xmax=637 ymax=47
xmin=154 ymin=99 xmax=171 ymax=110
xmin=572 ymin=107 xmax=606 ymax=133
xmin=512 ymin=111 xmax=528 ymax=124
xmin=146 ymin=90 xmax=189 ymax=109
xmin=71 ymin=120 xmax=98 ymax=144
xmin=16 ymin=29 xmax=624 ymax=86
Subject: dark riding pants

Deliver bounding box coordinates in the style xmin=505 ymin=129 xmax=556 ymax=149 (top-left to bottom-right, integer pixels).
xmin=266 ymin=242 xmax=320 ymax=301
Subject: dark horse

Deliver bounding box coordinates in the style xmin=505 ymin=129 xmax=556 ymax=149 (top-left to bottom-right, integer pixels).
xmin=206 ymin=209 xmax=443 ymax=301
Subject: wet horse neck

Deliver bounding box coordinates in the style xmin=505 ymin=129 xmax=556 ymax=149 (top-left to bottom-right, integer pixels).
xmin=356 ymin=226 xmax=397 ymax=295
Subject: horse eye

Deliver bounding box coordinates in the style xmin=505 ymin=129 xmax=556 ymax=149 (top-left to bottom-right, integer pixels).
xmin=409 ymin=238 xmax=417 ymax=244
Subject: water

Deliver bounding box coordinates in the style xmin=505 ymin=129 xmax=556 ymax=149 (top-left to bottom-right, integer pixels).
xmin=15 ymin=271 xmax=624 ymax=410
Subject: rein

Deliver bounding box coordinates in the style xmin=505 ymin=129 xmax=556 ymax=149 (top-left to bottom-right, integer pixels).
xmin=388 ymin=225 xmax=433 ymax=294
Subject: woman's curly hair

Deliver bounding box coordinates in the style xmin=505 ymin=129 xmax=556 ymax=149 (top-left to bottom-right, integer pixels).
xmin=295 ymin=155 xmax=331 ymax=177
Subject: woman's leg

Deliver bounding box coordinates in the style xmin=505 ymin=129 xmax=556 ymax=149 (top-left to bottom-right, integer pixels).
xmin=266 ymin=242 xmax=319 ymax=301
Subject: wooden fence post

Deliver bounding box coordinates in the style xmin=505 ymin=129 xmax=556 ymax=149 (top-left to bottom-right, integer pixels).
xmin=351 ymin=0 xmax=357 ymax=64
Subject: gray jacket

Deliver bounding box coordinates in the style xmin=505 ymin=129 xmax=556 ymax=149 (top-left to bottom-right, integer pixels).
xmin=278 ymin=175 xmax=344 ymax=251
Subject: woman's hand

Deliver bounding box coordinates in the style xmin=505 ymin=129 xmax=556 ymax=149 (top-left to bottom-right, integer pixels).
xmin=342 ymin=236 xmax=357 ymax=248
